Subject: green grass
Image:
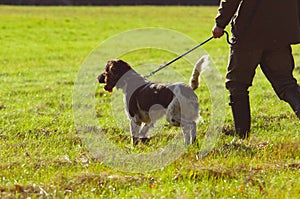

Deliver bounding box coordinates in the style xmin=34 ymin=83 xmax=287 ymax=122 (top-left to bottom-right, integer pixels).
xmin=1 ymin=5 xmax=300 ymax=198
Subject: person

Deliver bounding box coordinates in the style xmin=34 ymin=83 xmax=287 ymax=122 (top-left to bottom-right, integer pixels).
xmin=212 ymin=0 xmax=300 ymax=139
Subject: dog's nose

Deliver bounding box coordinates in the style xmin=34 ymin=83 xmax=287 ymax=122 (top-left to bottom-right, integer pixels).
xmin=98 ymin=74 xmax=105 ymax=83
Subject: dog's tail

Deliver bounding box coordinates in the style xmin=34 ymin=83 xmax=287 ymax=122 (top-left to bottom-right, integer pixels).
xmin=190 ymin=55 xmax=210 ymax=90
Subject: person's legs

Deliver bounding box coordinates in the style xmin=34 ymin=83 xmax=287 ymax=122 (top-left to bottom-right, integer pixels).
xmin=284 ymin=87 xmax=300 ymax=119
xmin=260 ymin=45 xmax=300 ymax=119
xmin=226 ymin=47 xmax=263 ymax=138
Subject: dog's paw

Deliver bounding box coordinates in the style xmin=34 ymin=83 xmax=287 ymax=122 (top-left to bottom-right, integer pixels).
xmin=132 ymin=137 xmax=151 ymax=146
xmin=132 ymin=137 xmax=139 ymax=146
xmin=140 ymin=137 xmax=150 ymax=144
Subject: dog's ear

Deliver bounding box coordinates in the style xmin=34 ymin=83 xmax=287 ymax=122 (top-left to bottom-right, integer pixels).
xmin=108 ymin=59 xmax=131 ymax=76
xmin=115 ymin=60 xmax=131 ymax=68
xmin=105 ymin=60 xmax=114 ymax=72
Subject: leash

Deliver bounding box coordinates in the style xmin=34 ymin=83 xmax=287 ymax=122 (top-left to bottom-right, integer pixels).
xmin=145 ymin=30 xmax=234 ymax=78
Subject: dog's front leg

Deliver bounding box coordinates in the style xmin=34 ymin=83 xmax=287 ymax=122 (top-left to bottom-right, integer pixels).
xmin=181 ymin=121 xmax=196 ymax=145
xmin=139 ymin=123 xmax=154 ymax=143
xmin=130 ymin=120 xmax=141 ymax=146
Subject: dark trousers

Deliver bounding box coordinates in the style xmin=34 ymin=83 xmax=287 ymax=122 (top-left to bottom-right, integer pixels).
xmin=226 ymin=45 xmax=297 ymax=98
xmin=225 ymin=45 xmax=299 ymax=138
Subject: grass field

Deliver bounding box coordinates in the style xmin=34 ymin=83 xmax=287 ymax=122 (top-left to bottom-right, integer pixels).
xmin=1 ymin=6 xmax=300 ymax=198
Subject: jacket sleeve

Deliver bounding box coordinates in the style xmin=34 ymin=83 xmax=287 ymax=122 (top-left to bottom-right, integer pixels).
xmin=215 ymin=0 xmax=242 ymax=29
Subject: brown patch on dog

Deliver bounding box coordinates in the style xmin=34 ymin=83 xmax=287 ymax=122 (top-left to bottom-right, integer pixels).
xmin=129 ymin=83 xmax=174 ymax=118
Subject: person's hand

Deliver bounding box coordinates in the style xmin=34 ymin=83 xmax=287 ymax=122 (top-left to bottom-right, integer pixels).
xmin=212 ymin=25 xmax=224 ymax=38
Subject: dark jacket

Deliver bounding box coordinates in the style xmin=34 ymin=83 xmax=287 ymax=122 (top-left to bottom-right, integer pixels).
xmin=216 ymin=0 xmax=300 ymax=48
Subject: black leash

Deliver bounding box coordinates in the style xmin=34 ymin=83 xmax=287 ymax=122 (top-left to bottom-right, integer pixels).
xmin=145 ymin=30 xmax=234 ymax=78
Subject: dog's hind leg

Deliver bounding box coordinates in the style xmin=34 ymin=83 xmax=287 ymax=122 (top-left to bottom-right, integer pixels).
xmin=190 ymin=121 xmax=196 ymax=143
xmin=130 ymin=120 xmax=141 ymax=146
xmin=166 ymin=98 xmax=181 ymax=127
xmin=181 ymin=121 xmax=196 ymax=145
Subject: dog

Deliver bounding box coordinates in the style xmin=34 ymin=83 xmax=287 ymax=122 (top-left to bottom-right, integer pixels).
xmin=98 ymin=55 xmax=209 ymax=146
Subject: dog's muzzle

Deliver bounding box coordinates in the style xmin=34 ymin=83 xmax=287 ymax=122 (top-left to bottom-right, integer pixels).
xmin=98 ymin=74 xmax=105 ymax=83
xmin=98 ymin=73 xmax=114 ymax=93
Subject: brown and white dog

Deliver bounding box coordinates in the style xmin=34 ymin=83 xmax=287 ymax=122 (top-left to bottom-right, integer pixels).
xmin=98 ymin=55 xmax=209 ymax=146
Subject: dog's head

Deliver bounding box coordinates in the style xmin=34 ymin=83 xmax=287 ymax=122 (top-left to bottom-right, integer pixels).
xmin=98 ymin=59 xmax=131 ymax=92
